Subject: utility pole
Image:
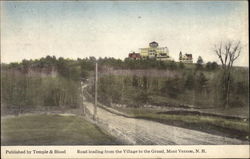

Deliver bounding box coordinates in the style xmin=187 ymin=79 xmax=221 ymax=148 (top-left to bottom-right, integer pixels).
xmin=80 ymin=81 xmax=86 ymax=116
xmin=94 ymin=62 xmax=98 ymax=120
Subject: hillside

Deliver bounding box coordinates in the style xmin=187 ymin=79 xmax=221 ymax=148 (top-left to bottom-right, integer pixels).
xmin=1 ymin=56 xmax=249 ymax=116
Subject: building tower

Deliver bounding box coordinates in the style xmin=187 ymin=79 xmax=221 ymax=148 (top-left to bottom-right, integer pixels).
xmin=179 ymin=51 xmax=182 ymax=60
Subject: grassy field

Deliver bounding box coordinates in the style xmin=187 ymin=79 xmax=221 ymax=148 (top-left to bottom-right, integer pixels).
xmin=1 ymin=114 xmax=120 ymax=145
xmin=112 ymin=107 xmax=249 ymax=141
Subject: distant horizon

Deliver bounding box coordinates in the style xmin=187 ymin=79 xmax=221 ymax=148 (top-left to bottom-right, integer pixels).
xmin=1 ymin=55 xmax=249 ymax=68
xmin=1 ymin=1 xmax=248 ymax=66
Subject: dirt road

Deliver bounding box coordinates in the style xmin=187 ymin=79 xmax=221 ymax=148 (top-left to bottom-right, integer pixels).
xmin=83 ymin=100 xmax=247 ymax=145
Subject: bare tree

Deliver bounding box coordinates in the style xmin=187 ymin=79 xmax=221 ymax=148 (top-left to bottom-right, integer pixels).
xmin=214 ymin=40 xmax=241 ymax=108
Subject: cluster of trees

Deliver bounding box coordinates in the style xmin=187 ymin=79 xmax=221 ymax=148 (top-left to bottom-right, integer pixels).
xmin=4 ymin=55 xmax=220 ymax=75
xmin=99 ymin=57 xmax=219 ymax=71
xmin=195 ymin=56 xmax=219 ymax=71
xmin=93 ymin=67 xmax=248 ymax=108
xmin=1 ymin=56 xmax=92 ymax=114
xmin=1 ymin=71 xmax=81 ymax=113
xmin=4 ymin=56 xmax=96 ymax=81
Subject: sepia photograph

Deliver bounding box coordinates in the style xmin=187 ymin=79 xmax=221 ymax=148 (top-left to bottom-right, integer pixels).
xmin=1 ymin=0 xmax=249 ymax=158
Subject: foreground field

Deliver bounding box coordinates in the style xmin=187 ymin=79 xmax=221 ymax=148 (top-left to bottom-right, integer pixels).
xmin=1 ymin=114 xmax=119 ymax=145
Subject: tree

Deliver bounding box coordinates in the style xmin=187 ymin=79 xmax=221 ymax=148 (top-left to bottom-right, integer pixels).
xmin=142 ymin=76 xmax=148 ymax=90
xmin=162 ymin=76 xmax=182 ymax=98
xmin=196 ymin=56 xmax=204 ymax=69
xmin=197 ymin=56 xmax=204 ymax=64
xmin=195 ymin=72 xmax=208 ymax=94
xmin=211 ymin=62 xmax=219 ymax=70
xmin=206 ymin=61 xmax=219 ymax=70
xmin=168 ymin=61 xmax=178 ymax=70
xmin=185 ymin=72 xmax=195 ymax=90
xmin=132 ymin=75 xmax=139 ymax=88
xmin=21 ymin=59 xmax=32 ymax=73
xmin=213 ymin=40 xmax=241 ymax=108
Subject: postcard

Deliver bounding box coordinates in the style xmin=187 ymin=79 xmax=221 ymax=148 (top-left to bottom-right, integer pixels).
xmin=1 ymin=1 xmax=249 ymax=158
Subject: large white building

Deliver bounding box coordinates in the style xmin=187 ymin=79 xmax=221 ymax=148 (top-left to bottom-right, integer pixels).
xmin=139 ymin=41 xmax=173 ymax=61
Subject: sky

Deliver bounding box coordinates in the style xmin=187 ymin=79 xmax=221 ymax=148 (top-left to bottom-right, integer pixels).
xmin=1 ymin=1 xmax=249 ymax=66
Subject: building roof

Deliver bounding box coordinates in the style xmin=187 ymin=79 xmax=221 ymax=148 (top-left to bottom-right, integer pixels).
xmin=149 ymin=41 xmax=159 ymax=48
xmin=128 ymin=52 xmax=141 ymax=58
xmin=150 ymin=41 xmax=158 ymax=45
xmin=185 ymin=54 xmax=192 ymax=57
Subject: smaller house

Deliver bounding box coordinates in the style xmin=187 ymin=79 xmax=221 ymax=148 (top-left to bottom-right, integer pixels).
xmin=179 ymin=51 xmax=193 ymax=63
xmin=128 ymin=52 xmax=141 ymax=60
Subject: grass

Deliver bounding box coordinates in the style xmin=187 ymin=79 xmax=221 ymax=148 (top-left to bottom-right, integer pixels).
xmin=136 ymin=113 xmax=249 ymax=132
xmin=113 ymin=107 xmax=249 ymax=141
xmin=1 ymin=114 xmax=119 ymax=145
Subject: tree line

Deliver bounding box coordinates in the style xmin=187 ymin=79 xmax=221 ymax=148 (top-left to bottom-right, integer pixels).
xmin=90 ymin=68 xmax=248 ymax=109
xmin=3 ymin=55 xmax=219 ymax=73
xmin=1 ymin=39 xmax=247 ymax=112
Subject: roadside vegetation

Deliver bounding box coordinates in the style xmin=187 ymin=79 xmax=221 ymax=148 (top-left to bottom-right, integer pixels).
xmin=137 ymin=112 xmax=249 ymax=141
xmin=108 ymin=107 xmax=249 ymax=141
